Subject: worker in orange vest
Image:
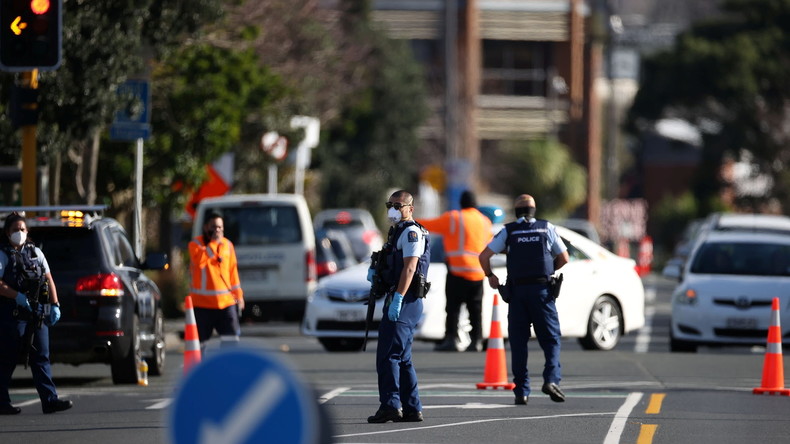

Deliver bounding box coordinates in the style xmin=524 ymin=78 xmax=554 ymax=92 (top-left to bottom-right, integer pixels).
xmin=188 ymin=212 xmax=244 ymax=351
xmin=419 ymin=190 xmax=492 ymax=352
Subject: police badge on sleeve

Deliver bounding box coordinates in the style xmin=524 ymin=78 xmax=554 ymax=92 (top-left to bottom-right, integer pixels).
xmin=408 ymin=230 xmax=418 ymax=242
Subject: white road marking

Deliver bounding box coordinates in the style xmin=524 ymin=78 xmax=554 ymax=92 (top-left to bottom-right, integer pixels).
xmin=145 ymin=398 xmax=172 ymax=410
xmin=333 ymin=412 xmax=617 ymax=438
xmin=422 ymin=402 xmax=513 ymax=409
xmin=603 ymin=392 xmax=643 ymax=444
xmin=634 ymin=306 xmax=656 ymax=353
xmin=318 ymin=387 xmax=350 ymax=404
xmin=199 ymin=371 xmax=287 ymax=444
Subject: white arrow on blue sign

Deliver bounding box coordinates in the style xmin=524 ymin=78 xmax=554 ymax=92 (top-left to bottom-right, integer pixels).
xmin=169 ymin=348 xmax=319 ymax=444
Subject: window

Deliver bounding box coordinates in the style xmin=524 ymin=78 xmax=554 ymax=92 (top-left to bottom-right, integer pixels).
xmin=219 ymin=206 xmax=303 ymax=246
xmin=113 ymin=229 xmax=138 ymax=268
xmin=691 ymin=242 xmax=790 ymax=276
xmin=482 ymin=40 xmax=549 ymax=96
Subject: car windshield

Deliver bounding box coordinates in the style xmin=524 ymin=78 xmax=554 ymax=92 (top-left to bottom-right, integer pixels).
xmin=690 ymin=241 xmax=790 ymax=276
xmin=215 ymin=206 xmax=303 ymax=246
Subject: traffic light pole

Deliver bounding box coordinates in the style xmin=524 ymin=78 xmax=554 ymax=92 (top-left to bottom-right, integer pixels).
xmin=21 ymin=69 xmax=38 ymax=206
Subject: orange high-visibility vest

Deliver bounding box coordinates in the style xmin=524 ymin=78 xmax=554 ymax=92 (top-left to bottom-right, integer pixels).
xmin=188 ymin=236 xmax=243 ymax=309
xmin=419 ymin=208 xmax=492 ymax=281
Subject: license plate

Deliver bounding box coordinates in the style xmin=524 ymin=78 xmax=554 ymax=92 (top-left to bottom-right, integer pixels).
xmin=336 ymin=310 xmax=363 ymax=322
xmin=241 ymin=270 xmax=269 ymax=281
xmin=726 ymin=317 xmax=757 ymax=329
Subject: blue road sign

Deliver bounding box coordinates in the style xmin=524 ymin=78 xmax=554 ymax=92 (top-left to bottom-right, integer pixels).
xmin=110 ymin=79 xmax=151 ymax=141
xmin=169 ymin=348 xmax=319 ymax=444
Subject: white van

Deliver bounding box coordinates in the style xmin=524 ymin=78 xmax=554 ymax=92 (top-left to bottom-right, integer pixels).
xmin=192 ymin=194 xmax=316 ymax=321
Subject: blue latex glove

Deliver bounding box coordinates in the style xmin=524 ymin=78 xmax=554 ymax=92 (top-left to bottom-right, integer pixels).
xmin=48 ymin=305 xmax=61 ymax=326
xmin=366 ymin=268 xmax=376 ymax=283
xmin=387 ymin=291 xmax=404 ymax=321
xmin=15 ymin=292 xmax=31 ymax=311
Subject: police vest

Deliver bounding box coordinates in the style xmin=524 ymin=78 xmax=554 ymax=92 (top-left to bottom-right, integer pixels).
xmin=504 ymin=219 xmax=553 ymax=279
xmin=2 ymin=243 xmax=43 ymax=294
xmin=384 ymin=221 xmax=430 ymax=297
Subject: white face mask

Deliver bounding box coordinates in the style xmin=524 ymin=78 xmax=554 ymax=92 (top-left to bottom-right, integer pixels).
xmin=9 ymin=231 xmax=26 ymax=246
xmin=387 ymin=207 xmax=402 ymax=225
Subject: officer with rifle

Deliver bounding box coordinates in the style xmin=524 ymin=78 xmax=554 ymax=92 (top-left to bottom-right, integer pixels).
xmin=0 ymin=212 xmax=72 ymax=415
xmin=365 ymin=190 xmax=430 ymax=424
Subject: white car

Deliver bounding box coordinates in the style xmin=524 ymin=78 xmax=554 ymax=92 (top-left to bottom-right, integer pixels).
xmin=302 ymin=226 xmax=646 ymax=352
xmin=666 ymin=230 xmax=790 ymax=352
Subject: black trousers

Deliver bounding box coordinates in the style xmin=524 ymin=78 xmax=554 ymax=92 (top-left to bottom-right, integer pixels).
xmin=444 ymin=273 xmax=484 ymax=342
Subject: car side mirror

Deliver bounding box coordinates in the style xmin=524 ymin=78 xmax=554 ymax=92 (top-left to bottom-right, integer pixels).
xmin=143 ymin=252 xmax=168 ymax=270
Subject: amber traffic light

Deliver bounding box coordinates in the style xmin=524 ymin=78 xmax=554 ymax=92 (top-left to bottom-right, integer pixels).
xmin=0 ymin=0 xmax=62 ymax=71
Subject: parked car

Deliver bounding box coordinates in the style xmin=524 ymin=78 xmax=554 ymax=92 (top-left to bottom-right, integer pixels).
xmin=666 ymin=229 xmax=790 ymax=352
xmin=313 ymin=209 xmax=383 ymax=262
xmin=2 ymin=206 xmax=169 ymax=384
xmin=194 ymin=194 xmax=316 ymax=321
xmin=302 ymin=225 xmax=646 ymax=352
xmin=316 ymin=228 xmax=358 ymax=271
xmin=314 ymin=232 xmax=339 ymax=279
xmin=663 ymin=213 xmax=790 ymax=278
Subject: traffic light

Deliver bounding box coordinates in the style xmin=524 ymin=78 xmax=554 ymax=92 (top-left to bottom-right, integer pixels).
xmin=0 ymin=0 xmax=62 ymax=71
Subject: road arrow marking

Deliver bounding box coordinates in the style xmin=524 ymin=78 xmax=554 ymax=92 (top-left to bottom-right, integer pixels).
xmin=199 ymin=370 xmax=287 ymax=444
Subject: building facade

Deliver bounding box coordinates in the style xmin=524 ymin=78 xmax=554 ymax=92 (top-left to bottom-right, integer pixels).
xmin=372 ymin=0 xmax=603 ymax=220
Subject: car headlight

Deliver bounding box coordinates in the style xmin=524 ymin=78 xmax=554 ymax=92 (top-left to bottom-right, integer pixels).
xmin=674 ymin=288 xmax=698 ymax=305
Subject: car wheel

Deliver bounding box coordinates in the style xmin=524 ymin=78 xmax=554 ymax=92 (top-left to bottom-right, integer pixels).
xmin=147 ymin=309 xmax=166 ymax=376
xmin=669 ymin=331 xmax=697 ymax=353
xmin=111 ymin=314 xmax=140 ymax=384
xmin=578 ymin=296 xmax=622 ymax=351
xmin=318 ymin=337 xmax=365 ymax=352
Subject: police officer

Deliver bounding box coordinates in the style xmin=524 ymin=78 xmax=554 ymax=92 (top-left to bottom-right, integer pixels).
xmin=479 ymin=194 xmax=569 ymax=405
xmin=0 ymin=212 xmax=72 ymax=415
xmin=367 ymin=190 xmax=430 ymax=423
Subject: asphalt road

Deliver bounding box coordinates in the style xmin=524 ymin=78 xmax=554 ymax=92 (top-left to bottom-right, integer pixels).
xmin=3 ymin=274 xmax=790 ymax=444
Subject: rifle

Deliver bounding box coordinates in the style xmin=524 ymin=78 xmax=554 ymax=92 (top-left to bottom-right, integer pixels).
xmin=362 ymin=249 xmax=388 ymax=351
xmin=19 ymin=277 xmax=48 ymax=368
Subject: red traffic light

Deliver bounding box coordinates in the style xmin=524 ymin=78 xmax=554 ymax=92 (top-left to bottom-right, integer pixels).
xmin=31 ymin=0 xmax=50 ymax=15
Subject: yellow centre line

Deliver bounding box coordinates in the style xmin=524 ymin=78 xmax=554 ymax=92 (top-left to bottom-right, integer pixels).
xmin=645 ymin=393 xmax=666 ymax=414
xmin=637 ymin=424 xmax=658 ymax=444
xmin=638 ymin=393 xmax=666 ymax=444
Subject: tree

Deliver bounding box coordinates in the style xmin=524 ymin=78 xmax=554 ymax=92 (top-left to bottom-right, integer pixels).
xmin=493 ymin=138 xmax=588 ymax=219
xmin=0 ymin=0 xmax=223 ymax=206
xmin=627 ymin=0 xmax=790 ymax=213
xmin=314 ymin=2 xmax=429 ymax=217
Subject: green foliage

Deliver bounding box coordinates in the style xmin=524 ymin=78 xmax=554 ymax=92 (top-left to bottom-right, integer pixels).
xmin=316 ymin=21 xmax=428 ymax=215
xmin=628 ymin=0 xmax=790 ymax=212
xmin=650 ymin=192 xmax=699 ymax=251
xmin=498 ymin=138 xmax=587 ymax=219
xmin=144 ymin=44 xmax=290 ymax=209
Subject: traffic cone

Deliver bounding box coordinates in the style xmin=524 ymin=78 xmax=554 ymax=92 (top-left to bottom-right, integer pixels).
xmin=477 ymin=294 xmax=516 ymax=390
xmin=637 ymin=235 xmax=653 ymax=277
xmin=183 ymin=295 xmax=202 ymax=375
xmin=753 ymin=297 xmax=790 ymax=396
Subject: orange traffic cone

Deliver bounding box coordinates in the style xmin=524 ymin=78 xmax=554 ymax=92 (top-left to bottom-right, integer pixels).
xmin=183 ymin=295 xmax=202 ymax=375
xmin=753 ymin=297 xmax=790 ymax=396
xmin=477 ymin=294 xmax=516 ymax=390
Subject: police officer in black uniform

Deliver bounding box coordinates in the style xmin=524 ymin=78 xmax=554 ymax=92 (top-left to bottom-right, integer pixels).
xmin=479 ymin=194 xmax=569 ymax=405
xmin=0 ymin=212 xmax=72 ymax=415
xmin=367 ymin=190 xmax=430 ymax=423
